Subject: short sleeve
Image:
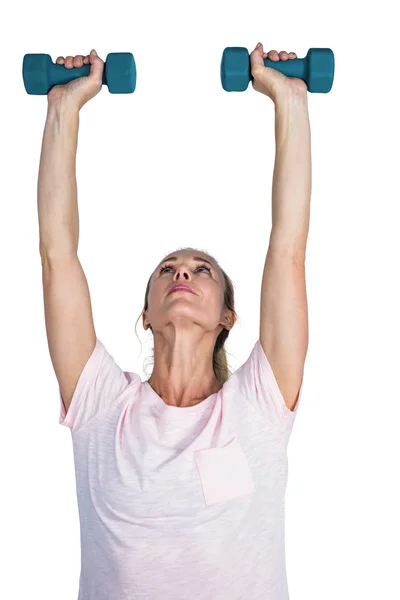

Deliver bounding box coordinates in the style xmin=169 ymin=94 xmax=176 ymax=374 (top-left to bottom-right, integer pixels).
xmin=59 ymin=338 xmax=134 ymax=432
xmin=232 ymin=339 xmax=304 ymax=429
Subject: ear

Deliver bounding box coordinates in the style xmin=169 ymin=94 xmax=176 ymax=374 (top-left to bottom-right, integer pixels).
xmin=142 ymin=311 xmax=150 ymax=331
xmin=221 ymin=310 xmax=236 ymax=331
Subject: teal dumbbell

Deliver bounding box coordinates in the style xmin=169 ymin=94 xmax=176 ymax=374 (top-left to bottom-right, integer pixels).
xmin=221 ymin=47 xmax=334 ymax=93
xmin=23 ymin=52 xmax=136 ymax=95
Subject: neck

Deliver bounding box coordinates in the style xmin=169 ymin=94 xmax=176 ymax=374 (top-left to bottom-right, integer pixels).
xmin=148 ymin=329 xmax=222 ymax=407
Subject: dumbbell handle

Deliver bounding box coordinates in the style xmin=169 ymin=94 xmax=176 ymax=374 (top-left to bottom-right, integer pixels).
xmin=262 ymin=56 xmax=307 ymax=81
xmin=51 ymin=62 xmax=107 ymax=86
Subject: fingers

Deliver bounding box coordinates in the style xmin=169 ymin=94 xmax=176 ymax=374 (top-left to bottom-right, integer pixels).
xmin=265 ymin=50 xmax=280 ymax=61
xmin=73 ymin=55 xmax=85 ymax=67
xmin=259 ymin=49 xmax=298 ymax=61
xmin=64 ymin=55 xmax=74 ymax=68
xmin=55 ymin=53 xmax=94 ymax=68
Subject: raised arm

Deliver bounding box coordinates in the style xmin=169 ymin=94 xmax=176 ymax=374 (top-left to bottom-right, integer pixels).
xmin=38 ymin=50 xmax=103 ymax=413
xmin=250 ymin=44 xmax=310 ymax=412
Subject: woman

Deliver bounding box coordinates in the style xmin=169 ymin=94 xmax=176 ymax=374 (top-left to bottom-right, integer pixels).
xmin=39 ymin=43 xmax=309 ymax=600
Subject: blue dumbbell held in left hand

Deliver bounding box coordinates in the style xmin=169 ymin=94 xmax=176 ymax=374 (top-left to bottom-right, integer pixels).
xmin=221 ymin=47 xmax=335 ymax=93
xmin=23 ymin=52 xmax=136 ymax=95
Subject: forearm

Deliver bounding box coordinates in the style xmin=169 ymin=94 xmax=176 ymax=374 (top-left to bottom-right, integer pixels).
xmin=269 ymin=89 xmax=311 ymax=257
xmin=38 ymin=99 xmax=80 ymax=263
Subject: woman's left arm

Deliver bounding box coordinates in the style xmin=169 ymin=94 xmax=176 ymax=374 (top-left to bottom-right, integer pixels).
xmin=251 ymin=44 xmax=311 ymax=412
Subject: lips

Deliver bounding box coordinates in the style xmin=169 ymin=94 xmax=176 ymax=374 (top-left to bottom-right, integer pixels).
xmin=169 ymin=284 xmax=195 ymax=295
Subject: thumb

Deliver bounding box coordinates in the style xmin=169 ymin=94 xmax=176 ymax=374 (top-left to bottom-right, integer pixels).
xmin=88 ymin=49 xmax=104 ymax=79
xmin=250 ymin=42 xmax=265 ymax=70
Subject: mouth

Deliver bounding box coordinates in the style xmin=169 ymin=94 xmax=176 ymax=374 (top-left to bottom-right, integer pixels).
xmin=168 ymin=285 xmax=195 ymax=295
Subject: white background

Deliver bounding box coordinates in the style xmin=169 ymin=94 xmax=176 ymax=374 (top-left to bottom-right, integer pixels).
xmin=1 ymin=1 xmax=399 ymax=598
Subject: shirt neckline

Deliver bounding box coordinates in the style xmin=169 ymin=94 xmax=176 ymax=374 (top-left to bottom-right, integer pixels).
xmin=143 ymin=380 xmax=218 ymax=415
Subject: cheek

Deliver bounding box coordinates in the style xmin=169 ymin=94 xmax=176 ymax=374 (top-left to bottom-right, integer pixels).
xmin=146 ymin=283 xmax=160 ymax=313
xmin=149 ymin=278 xmax=163 ymax=298
xmin=204 ymin=284 xmax=225 ymax=310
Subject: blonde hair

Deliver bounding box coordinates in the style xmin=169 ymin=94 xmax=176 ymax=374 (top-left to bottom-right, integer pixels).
xmin=134 ymin=247 xmax=237 ymax=384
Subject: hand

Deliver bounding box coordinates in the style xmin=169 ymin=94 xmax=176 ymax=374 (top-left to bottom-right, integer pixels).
xmin=250 ymin=43 xmax=307 ymax=103
xmin=47 ymin=49 xmax=104 ymax=110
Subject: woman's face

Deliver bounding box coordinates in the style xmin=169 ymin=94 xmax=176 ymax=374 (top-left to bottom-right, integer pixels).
xmin=143 ymin=250 xmax=233 ymax=335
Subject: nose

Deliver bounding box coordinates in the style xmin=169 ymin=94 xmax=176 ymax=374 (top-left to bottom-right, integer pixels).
xmin=173 ymin=265 xmax=191 ymax=281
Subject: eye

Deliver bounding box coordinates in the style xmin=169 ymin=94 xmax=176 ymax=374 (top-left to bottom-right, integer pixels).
xmin=159 ymin=263 xmax=212 ymax=275
xmin=197 ymin=265 xmax=212 ymax=273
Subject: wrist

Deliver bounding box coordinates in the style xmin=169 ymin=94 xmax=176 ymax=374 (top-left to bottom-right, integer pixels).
xmin=273 ymin=86 xmax=308 ymax=110
xmin=47 ymin=92 xmax=80 ymax=119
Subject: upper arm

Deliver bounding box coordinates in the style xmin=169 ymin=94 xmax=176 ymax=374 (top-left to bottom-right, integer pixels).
xmin=41 ymin=254 xmax=97 ymax=413
xmin=259 ymin=246 xmax=308 ymax=412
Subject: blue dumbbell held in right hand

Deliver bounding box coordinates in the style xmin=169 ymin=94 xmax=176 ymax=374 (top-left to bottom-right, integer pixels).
xmin=221 ymin=47 xmax=334 ymax=93
xmin=23 ymin=52 xmax=136 ymax=95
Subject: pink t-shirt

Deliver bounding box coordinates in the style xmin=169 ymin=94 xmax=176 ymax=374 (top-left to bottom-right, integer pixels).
xmin=59 ymin=338 xmax=303 ymax=600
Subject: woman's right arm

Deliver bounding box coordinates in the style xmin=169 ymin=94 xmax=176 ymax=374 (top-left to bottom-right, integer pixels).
xmin=39 ymin=50 xmax=103 ymax=413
